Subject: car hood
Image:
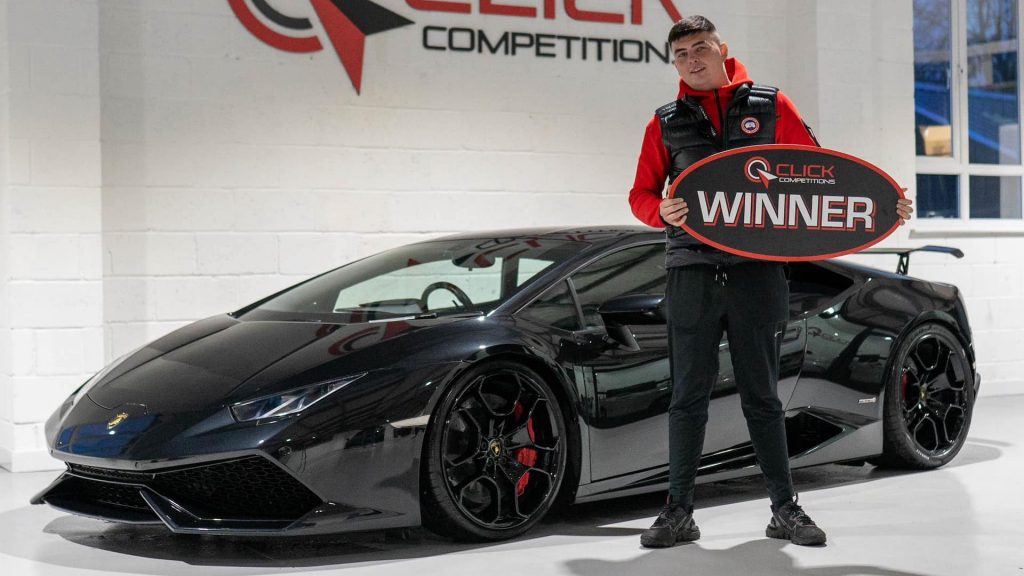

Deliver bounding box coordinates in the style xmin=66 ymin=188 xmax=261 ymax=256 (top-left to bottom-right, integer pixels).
xmin=87 ymin=313 xmax=478 ymax=413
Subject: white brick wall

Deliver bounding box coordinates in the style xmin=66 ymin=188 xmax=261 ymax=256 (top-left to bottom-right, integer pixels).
xmin=0 ymin=0 xmax=1021 ymax=472
xmin=0 ymin=0 xmax=102 ymax=472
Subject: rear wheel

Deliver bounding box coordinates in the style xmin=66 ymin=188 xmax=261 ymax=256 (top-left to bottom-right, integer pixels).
xmin=421 ymin=361 xmax=568 ymax=540
xmin=875 ymin=323 xmax=974 ymax=468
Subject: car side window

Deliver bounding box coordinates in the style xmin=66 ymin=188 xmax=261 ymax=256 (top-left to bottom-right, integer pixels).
xmin=571 ymin=244 xmax=666 ymax=328
xmin=516 ymin=280 xmax=580 ymax=331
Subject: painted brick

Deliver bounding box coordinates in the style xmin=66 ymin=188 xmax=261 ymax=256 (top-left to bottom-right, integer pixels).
xmin=30 ymin=139 xmax=101 ymax=187
xmin=8 ymin=234 xmax=102 ymax=280
xmin=355 ymin=233 xmax=446 ymax=259
xmin=7 ymin=281 xmax=103 ymax=329
xmin=11 ymin=376 xmax=81 ymax=424
xmin=0 ymin=376 xmax=11 ymax=423
xmin=233 ymin=190 xmax=320 ymax=232
xmin=102 ymin=187 xmax=235 ymax=232
xmin=236 ymin=275 xmax=306 ymax=308
xmin=34 ymin=328 xmax=104 ymax=375
xmin=102 ymin=98 xmax=205 ymax=145
xmin=977 ymin=361 xmax=1024 ymax=384
xmin=970 ymin=265 xmax=1024 ymax=299
xmin=10 ymin=330 xmax=34 ymax=377
xmin=196 ymin=234 xmax=278 ymax=275
xmin=30 ymin=44 xmax=91 ymax=95
xmin=18 ymin=93 xmax=101 ymax=142
xmin=103 ymin=277 xmax=156 ymax=323
xmin=105 ymin=233 xmax=196 ymax=276
xmin=152 ymin=277 xmax=238 ymax=321
xmin=103 ymin=52 xmax=191 ymax=99
xmin=972 ymin=330 xmax=1022 ymax=364
xmin=0 ymin=329 xmax=12 ymax=376
xmin=8 ymin=187 xmax=102 ymax=233
xmin=7 ymin=0 xmax=98 ymax=48
xmin=277 ymin=234 xmax=362 ymax=275
xmin=8 ymin=138 xmax=32 ymax=185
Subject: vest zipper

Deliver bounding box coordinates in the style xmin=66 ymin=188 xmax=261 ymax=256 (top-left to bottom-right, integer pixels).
xmin=692 ymin=100 xmax=717 ymax=141
xmin=715 ymin=89 xmax=726 ymax=149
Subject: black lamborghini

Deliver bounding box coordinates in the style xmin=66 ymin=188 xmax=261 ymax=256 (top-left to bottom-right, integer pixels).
xmin=33 ymin=227 xmax=978 ymax=540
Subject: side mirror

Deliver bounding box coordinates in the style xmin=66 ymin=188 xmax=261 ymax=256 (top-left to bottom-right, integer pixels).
xmin=597 ymin=293 xmax=666 ymax=326
xmin=596 ymin=294 xmax=666 ymax=351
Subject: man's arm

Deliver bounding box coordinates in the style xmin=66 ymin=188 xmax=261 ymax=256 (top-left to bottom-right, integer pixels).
xmin=775 ymin=91 xmax=818 ymax=146
xmin=776 ymin=90 xmax=914 ymax=224
xmin=629 ymin=116 xmax=672 ymax=228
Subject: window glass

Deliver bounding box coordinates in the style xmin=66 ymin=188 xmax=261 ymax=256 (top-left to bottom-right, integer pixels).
xmin=333 ymin=258 xmax=503 ymax=313
xmin=915 ymin=0 xmax=955 ymax=157
xmin=967 ymin=0 xmax=1020 ymax=164
xmin=918 ymin=174 xmax=961 ymax=218
xmin=571 ymin=244 xmax=666 ymax=328
xmin=516 ymin=280 xmax=579 ymax=331
xmin=969 ymin=175 xmax=1023 ymax=217
xmin=245 ymin=238 xmax=580 ymax=322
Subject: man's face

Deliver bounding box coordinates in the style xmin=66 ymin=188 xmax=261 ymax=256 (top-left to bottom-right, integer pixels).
xmin=671 ymin=32 xmax=730 ymax=91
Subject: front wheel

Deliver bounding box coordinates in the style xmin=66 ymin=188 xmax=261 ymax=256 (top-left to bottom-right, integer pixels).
xmin=875 ymin=323 xmax=974 ymax=469
xmin=420 ymin=361 xmax=568 ymax=541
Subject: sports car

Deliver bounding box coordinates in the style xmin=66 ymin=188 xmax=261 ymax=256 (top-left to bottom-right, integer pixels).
xmin=32 ymin=227 xmax=978 ymax=541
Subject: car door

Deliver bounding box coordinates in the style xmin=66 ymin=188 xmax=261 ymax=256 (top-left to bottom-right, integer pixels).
xmin=572 ymin=244 xmax=805 ymax=482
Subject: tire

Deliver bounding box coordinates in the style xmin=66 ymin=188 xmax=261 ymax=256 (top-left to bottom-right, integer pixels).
xmin=420 ymin=360 xmax=569 ymax=541
xmin=874 ymin=323 xmax=975 ymax=469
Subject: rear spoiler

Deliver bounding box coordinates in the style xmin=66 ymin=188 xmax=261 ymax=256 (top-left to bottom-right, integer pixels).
xmin=859 ymin=245 xmax=964 ymax=275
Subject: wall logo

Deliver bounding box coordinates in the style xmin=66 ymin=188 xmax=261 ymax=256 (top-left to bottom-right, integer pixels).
xmin=231 ymin=0 xmax=684 ymax=94
xmin=228 ymin=0 xmax=414 ymax=94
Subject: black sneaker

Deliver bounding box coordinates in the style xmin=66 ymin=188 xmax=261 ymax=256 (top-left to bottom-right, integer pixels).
xmin=640 ymin=504 xmax=700 ymax=548
xmin=766 ymin=499 xmax=827 ymax=546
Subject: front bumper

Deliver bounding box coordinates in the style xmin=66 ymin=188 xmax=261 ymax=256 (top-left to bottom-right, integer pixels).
xmin=32 ymin=452 xmax=414 ymax=535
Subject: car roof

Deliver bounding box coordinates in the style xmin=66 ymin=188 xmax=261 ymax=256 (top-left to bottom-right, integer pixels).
xmin=429 ymin=226 xmax=663 ymax=247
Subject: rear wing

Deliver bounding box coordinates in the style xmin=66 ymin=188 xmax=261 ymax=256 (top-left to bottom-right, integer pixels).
xmin=859 ymin=245 xmax=964 ymax=275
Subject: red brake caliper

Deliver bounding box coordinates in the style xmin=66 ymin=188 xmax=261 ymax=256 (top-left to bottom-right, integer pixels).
xmin=901 ymin=370 xmax=910 ymax=407
xmin=512 ymin=403 xmax=538 ymax=496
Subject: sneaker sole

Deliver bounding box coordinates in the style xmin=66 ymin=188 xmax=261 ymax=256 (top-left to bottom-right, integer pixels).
xmin=640 ymin=526 xmax=701 ymax=548
xmin=766 ymin=524 xmax=826 ymax=546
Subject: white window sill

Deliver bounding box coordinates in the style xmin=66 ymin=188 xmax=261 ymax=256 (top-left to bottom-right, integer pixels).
xmin=910 ymin=218 xmax=1024 ymax=237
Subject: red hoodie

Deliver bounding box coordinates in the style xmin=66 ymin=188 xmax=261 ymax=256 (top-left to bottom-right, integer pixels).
xmin=628 ymin=58 xmax=818 ymax=228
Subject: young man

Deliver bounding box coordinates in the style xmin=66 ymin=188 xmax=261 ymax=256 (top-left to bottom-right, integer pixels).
xmin=629 ymin=16 xmax=913 ymax=548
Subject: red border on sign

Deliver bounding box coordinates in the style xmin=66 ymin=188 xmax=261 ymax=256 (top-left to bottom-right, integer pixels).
xmin=668 ymin=144 xmax=906 ymax=262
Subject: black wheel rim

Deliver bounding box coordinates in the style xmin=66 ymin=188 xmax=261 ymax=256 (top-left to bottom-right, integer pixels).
xmin=899 ymin=332 xmax=971 ymax=458
xmin=440 ymin=370 xmax=563 ymax=530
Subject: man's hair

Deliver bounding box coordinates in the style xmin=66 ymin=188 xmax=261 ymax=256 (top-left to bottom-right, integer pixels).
xmin=668 ymin=15 xmax=720 ymax=45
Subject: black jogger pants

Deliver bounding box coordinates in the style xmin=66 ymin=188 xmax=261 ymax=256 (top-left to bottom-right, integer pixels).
xmin=665 ymin=261 xmax=795 ymax=512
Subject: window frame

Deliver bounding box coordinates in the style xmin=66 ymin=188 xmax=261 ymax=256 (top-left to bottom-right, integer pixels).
xmin=511 ymin=241 xmax=666 ymax=331
xmin=914 ymin=0 xmax=1024 ymax=231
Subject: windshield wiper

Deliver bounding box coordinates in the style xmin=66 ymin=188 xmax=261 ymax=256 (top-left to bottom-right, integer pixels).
xmin=414 ymin=311 xmax=484 ymax=320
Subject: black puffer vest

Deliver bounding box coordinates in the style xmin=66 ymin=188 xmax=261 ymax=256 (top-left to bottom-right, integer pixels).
xmin=659 ymin=83 xmax=777 ymax=268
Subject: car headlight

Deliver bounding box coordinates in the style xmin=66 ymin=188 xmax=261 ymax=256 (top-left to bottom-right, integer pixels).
xmin=229 ymin=374 xmax=365 ymax=422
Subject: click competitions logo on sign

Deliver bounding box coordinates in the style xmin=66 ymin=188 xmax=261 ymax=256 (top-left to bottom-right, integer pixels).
xmin=229 ymin=0 xmax=684 ymax=94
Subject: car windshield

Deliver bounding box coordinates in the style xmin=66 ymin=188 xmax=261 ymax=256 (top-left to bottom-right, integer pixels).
xmin=239 ymin=237 xmax=583 ymax=323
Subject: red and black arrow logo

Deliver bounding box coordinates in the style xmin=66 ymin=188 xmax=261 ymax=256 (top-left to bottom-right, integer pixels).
xmin=229 ymin=0 xmax=413 ymax=94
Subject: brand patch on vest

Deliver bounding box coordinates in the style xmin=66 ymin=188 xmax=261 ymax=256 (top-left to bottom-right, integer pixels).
xmin=740 ymin=117 xmax=761 ymax=135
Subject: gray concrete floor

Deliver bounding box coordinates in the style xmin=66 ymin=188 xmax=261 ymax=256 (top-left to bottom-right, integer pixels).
xmin=2 ymin=390 xmax=1022 ymax=576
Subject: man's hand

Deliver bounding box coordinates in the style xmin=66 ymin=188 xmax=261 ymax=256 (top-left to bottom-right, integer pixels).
xmin=660 ymin=198 xmax=689 ymax=227
xmin=897 ymin=190 xmax=913 ymax=225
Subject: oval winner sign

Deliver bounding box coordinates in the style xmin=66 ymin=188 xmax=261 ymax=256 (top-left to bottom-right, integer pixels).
xmin=669 ymin=145 xmax=904 ymax=261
